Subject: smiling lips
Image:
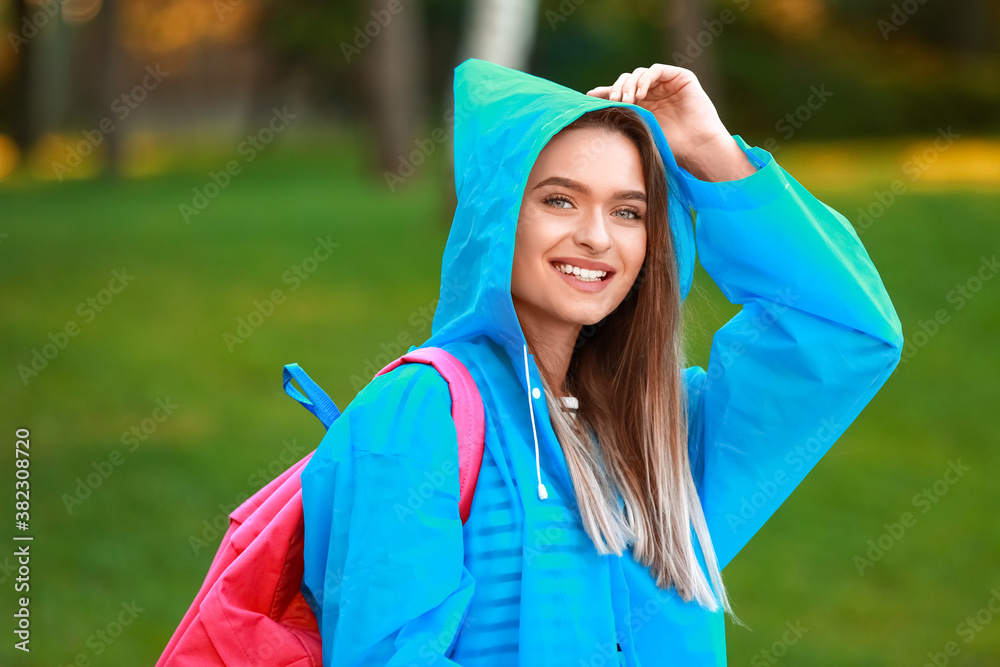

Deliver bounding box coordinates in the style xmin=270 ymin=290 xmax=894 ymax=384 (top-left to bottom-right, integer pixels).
xmin=554 ymin=262 xmax=606 ymax=282
xmin=550 ymin=260 xmax=615 ymax=292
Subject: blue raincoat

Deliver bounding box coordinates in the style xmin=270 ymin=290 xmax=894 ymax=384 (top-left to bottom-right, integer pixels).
xmin=300 ymin=58 xmax=903 ymax=666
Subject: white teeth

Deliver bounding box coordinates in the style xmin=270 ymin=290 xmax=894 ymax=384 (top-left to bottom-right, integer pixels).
xmin=555 ymin=263 xmax=608 ymax=282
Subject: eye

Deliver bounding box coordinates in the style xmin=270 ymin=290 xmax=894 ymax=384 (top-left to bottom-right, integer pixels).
xmin=614 ymin=206 xmax=643 ymax=221
xmin=542 ymin=195 xmax=573 ymax=209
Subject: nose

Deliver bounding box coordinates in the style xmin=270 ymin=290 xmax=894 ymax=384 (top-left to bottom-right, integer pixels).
xmin=573 ymin=206 xmax=613 ymax=253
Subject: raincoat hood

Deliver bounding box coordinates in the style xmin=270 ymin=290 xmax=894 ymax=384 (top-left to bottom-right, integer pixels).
xmin=426 ymin=57 xmax=697 ymax=372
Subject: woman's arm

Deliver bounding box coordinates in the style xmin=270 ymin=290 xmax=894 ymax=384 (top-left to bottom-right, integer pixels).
xmin=301 ymin=363 xmax=474 ymax=665
xmin=586 ymin=63 xmax=756 ymax=182
xmin=681 ymin=138 xmax=904 ymax=569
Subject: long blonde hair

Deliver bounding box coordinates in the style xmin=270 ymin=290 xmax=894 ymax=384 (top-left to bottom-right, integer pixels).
xmin=522 ymin=106 xmax=731 ymax=613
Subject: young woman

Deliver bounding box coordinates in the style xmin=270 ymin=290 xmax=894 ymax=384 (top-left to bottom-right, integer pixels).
xmin=300 ymin=58 xmax=903 ymax=666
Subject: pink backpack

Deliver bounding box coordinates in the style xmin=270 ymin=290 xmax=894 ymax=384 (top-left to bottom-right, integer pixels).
xmin=156 ymin=347 xmax=485 ymax=666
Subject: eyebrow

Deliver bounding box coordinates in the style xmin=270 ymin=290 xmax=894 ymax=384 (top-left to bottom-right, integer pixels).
xmin=533 ymin=176 xmax=647 ymax=203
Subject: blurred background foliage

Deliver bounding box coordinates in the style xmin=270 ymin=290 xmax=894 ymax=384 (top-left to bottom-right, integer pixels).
xmin=1 ymin=0 xmax=998 ymax=181
xmin=1 ymin=0 xmax=999 ymax=665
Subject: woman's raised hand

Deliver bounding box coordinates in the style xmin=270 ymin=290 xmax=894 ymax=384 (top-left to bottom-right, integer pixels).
xmin=586 ymin=65 xmax=756 ymax=182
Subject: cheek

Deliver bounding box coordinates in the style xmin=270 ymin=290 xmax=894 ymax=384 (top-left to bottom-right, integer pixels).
xmin=623 ymin=230 xmax=647 ymax=277
xmin=513 ymin=216 xmax=549 ymax=270
xmin=610 ymin=234 xmax=646 ymax=296
xmin=511 ymin=220 xmax=542 ymax=293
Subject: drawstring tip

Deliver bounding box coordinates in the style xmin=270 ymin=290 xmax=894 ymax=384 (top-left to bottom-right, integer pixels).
xmin=537 ymin=483 xmax=548 ymax=500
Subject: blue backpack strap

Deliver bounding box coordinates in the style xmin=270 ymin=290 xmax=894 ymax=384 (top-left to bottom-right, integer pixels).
xmin=283 ymin=363 xmax=341 ymax=429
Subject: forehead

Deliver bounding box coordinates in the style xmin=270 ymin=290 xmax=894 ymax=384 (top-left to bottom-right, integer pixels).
xmin=530 ymin=127 xmax=645 ymax=188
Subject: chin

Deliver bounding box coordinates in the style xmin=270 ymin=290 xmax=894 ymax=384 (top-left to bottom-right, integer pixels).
xmin=563 ymin=307 xmax=613 ymax=328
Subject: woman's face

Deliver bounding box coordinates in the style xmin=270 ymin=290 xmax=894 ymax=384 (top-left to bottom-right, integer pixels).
xmin=512 ymin=127 xmax=648 ymax=338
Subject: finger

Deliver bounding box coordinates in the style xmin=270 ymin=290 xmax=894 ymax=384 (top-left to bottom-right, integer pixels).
xmin=648 ymin=62 xmax=699 ymax=88
xmin=609 ymin=72 xmax=631 ymax=100
xmin=586 ymin=86 xmax=612 ymax=99
xmin=634 ymin=68 xmax=657 ymax=100
xmin=620 ymin=67 xmax=648 ymax=104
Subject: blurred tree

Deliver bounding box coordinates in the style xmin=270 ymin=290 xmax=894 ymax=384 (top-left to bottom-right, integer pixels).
xmin=457 ymin=0 xmax=538 ymax=71
xmin=96 ymin=0 xmax=124 ymax=175
xmin=258 ymin=0 xmax=432 ymax=175
xmin=19 ymin=0 xmax=72 ymax=150
xmin=435 ymin=0 xmax=539 ymax=222
xmin=363 ymin=0 xmax=428 ymax=175
xmin=948 ymin=0 xmax=994 ymax=56
xmin=1 ymin=0 xmax=997 ymax=179
xmin=666 ymin=0 xmax=722 ymax=103
xmin=4 ymin=0 xmax=30 ymax=149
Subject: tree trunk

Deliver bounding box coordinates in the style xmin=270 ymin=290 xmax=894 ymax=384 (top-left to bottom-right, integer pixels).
xmin=948 ymin=0 xmax=992 ymax=56
xmin=97 ymin=0 xmax=123 ymax=176
xmin=10 ymin=0 xmax=30 ymax=151
xmin=456 ymin=0 xmax=539 ymax=72
xmin=24 ymin=1 xmax=72 ymax=147
xmin=364 ymin=0 xmax=428 ymax=177
xmin=438 ymin=0 xmax=540 ymax=224
xmin=666 ymin=0 xmax=722 ymax=105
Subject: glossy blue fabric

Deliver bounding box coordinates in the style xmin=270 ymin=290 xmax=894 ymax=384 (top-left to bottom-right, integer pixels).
xmin=300 ymin=58 xmax=903 ymax=666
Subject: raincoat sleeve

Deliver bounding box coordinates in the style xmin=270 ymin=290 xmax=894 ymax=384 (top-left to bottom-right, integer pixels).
xmin=300 ymin=362 xmax=476 ymax=666
xmin=681 ymin=135 xmax=903 ymax=570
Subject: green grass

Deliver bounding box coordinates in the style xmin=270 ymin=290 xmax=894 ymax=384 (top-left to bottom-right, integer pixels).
xmin=1 ymin=133 xmax=997 ymax=665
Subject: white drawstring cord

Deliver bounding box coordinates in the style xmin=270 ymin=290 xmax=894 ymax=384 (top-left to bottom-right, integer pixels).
xmin=523 ymin=344 xmax=548 ymax=501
